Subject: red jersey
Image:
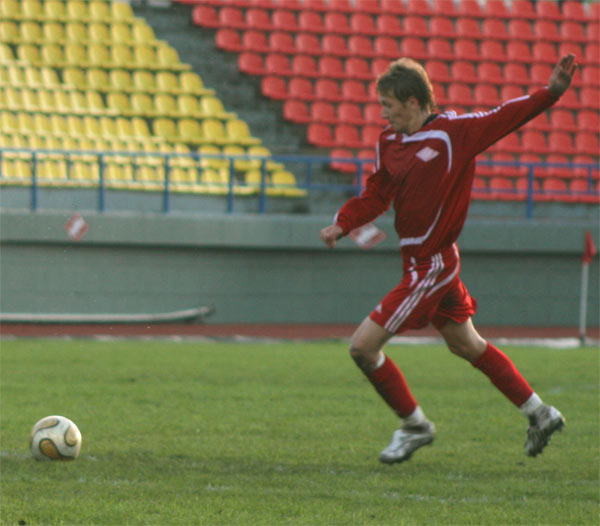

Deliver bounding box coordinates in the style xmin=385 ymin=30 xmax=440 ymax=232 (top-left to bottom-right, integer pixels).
xmin=335 ymin=88 xmax=559 ymax=260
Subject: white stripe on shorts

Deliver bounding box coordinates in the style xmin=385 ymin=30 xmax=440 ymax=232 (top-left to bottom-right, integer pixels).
xmin=384 ymin=252 xmax=444 ymax=333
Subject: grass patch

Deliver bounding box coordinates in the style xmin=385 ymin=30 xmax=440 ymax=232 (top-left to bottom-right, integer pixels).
xmin=1 ymin=339 xmax=598 ymax=525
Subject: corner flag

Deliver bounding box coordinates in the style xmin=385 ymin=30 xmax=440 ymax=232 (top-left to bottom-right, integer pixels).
xmin=579 ymin=230 xmax=597 ymax=345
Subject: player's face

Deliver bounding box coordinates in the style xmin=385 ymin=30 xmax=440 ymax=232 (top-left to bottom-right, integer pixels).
xmin=378 ymin=92 xmax=420 ymax=134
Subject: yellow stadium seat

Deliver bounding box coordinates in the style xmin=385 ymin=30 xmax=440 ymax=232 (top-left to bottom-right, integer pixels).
xmin=17 ymin=113 xmax=35 ymax=135
xmin=178 ymin=119 xmax=204 ymax=143
xmin=3 ymin=160 xmax=32 ymax=182
xmin=64 ymin=67 xmax=87 ymax=90
xmin=180 ymin=72 xmax=214 ymax=96
xmin=0 ymin=22 xmax=19 ymax=43
xmin=133 ymin=70 xmax=156 ymax=92
xmin=0 ymin=113 xmax=19 ymax=134
xmin=64 ymin=43 xmax=87 ymax=66
xmin=48 ymin=115 xmax=66 ymax=136
xmin=68 ymin=91 xmax=87 ymax=113
xmin=70 ymin=162 xmax=97 ymax=183
xmin=177 ymin=95 xmax=203 ymax=117
xmin=156 ymin=71 xmax=179 ymax=93
xmin=17 ymin=45 xmax=41 ymax=66
xmin=155 ymin=94 xmax=178 ymax=116
xmin=65 ymin=23 xmax=88 ymax=44
xmin=21 ymin=0 xmax=43 ymax=20
xmin=201 ymin=168 xmax=228 ymax=194
xmin=202 ymin=119 xmax=227 ymax=145
xmin=7 ymin=66 xmax=25 ymax=86
xmin=112 ymin=2 xmax=135 ymax=22
xmin=66 ymin=1 xmax=88 ymax=21
xmin=0 ymin=44 xmax=14 ymax=63
xmin=87 ymin=68 xmax=109 ymax=91
xmin=40 ymin=67 xmax=60 ymax=88
xmin=133 ymin=46 xmax=156 ymax=68
xmin=0 ymin=67 xmax=8 ymax=84
xmin=89 ymin=1 xmax=111 ymax=21
xmin=111 ymin=44 xmax=134 ymax=68
xmin=110 ymin=69 xmax=133 ymax=91
xmin=132 ymin=118 xmax=152 ymax=140
xmin=243 ymin=169 xmax=264 ymax=194
xmin=33 ymin=113 xmax=51 ymax=135
xmin=247 ymin=145 xmax=284 ymax=171
xmin=131 ymin=93 xmax=154 ymax=116
xmin=89 ymin=23 xmax=110 ymax=43
xmin=44 ymin=1 xmax=66 ymax=21
xmin=99 ymin=117 xmax=118 ymax=138
xmin=41 ymin=44 xmax=65 ymax=67
xmin=132 ymin=22 xmax=156 ymax=45
xmin=86 ymin=91 xmax=104 ymax=114
xmin=54 ymin=90 xmax=73 ymax=112
xmin=198 ymin=145 xmax=227 ymax=170
xmin=38 ymin=160 xmax=66 ymax=183
xmin=223 ymin=145 xmax=252 ymax=172
xmin=201 ymin=96 xmax=235 ymax=119
xmin=83 ymin=116 xmax=102 ymax=137
xmin=226 ymin=119 xmax=261 ymax=145
xmin=153 ymin=118 xmax=177 ymax=141
xmin=88 ymin=44 xmax=110 ymax=68
xmin=0 ymin=1 xmax=21 ymax=20
xmin=111 ymin=23 xmax=133 ymax=44
xmin=22 ymin=89 xmax=39 ymax=112
xmin=67 ymin=115 xmax=85 ymax=136
xmin=157 ymin=45 xmax=190 ymax=71
xmin=21 ymin=22 xmax=43 ymax=43
xmin=4 ymin=88 xmax=23 ymax=110
xmin=106 ymin=92 xmax=132 ymax=116
xmin=43 ymin=22 xmax=66 ymax=43
xmin=271 ymin=170 xmax=306 ymax=197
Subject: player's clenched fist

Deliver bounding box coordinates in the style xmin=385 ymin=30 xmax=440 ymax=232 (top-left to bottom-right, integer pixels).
xmin=320 ymin=224 xmax=344 ymax=248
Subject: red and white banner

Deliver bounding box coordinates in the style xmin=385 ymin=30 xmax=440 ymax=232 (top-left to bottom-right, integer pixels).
xmin=64 ymin=213 xmax=88 ymax=242
xmin=349 ymin=223 xmax=386 ymax=249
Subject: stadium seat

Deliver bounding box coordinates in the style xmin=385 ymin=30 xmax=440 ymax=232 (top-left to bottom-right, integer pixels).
xmin=307 ymin=123 xmax=336 ymax=148
xmin=245 ymin=8 xmax=273 ymax=31
xmin=489 ymin=177 xmax=516 ymax=200
xmin=406 ymin=0 xmax=433 ymax=17
xmin=504 ymin=63 xmax=530 ymax=87
xmin=457 ymin=0 xmax=484 ymax=19
xmin=480 ymin=41 xmax=507 ymax=63
xmin=585 ymin=44 xmax=600 ymax=67
xmin=334 ymin=124 xmax=363 ymax=149
xmin=532 ymin=42 xmax=558 ymax=64
xmin=403 ymin=16 xmax=429 ymax=38
xmin=558 ymin=21 xmax=586 ymax=44
xmin=400 ymin=38 xmax=428 ymax=61
xmin=315 ymin=79 xmax=342 ymax=102
xmin=427 ymin=39 xmax=454 ymax=61
xmin=521 ymin=130 xmax=548 ymax=154
xmin=575 ymin=133 xmax=600 ymax=156
xmin=318 ymin=56 xmax=345 ymax=79
xmin=548 ymin=131 xmax=575 ymax=155
xmin=482 ymin=19 xmax=509 ymax=41
xmin=261 ymin=76 xmax=287 ymax=100
xmin=324 ymin=12 xmax=351 ymax=34
xmin=238 ymin=52 xmax=265 ymax=76
xmin=374 ymin=37 xmax=400 ymax=59
xmin=506 ymin=41 xmax=533 ymax=64
xmin=218 ymin=7 xmax=246 ymax=30
xmin=337 ymin=102 xmax=365 ymax=126
xmin=364 ymin=103 xmax=385 ymax=126
xmin=345 ymin=58 xmax=372 ymax=81
xmin=350 ymin=13 xmax=377 ymax=36
xmin=372 ymin=58 xmax=390 ymax=78
xmin=296 ymin=34 xmax=322 ymax=56
xmin=379 ymin=0 xmax=406 ymax=15
xmin=298 ymin=12 xmax=325 ymax=34
xmin=342 ymin=80 xmax=370 ymax=103
xmin=430 ymin=17 xmax=456 ymax=39
xmin=492 ymin=133 xmax=521 ymax=154
xmin=216 ymin=29 xmax=243 ymax=53
xmin=426 ymin=60 xmax=452 ymax=83
xmin=534 ymin=21 xmax=560 ymax=43
xmin=580 ymin=88 xmax=599 ymax=110
xmin=551 ymin=109 xmax=577 ymax=132
xmin=265 ymin=54 xmax=293 ymax=76
xmin=454 ymin=39 xmax=481 ymax=62
xmin=376 ymin=15 xmax=403 ymax=37
xmin=292 ymin=55 xmax=318 ymax=78
xmin=289 ymin=77 xmax=315 ymax=101
xmin=348 ymin=36 xmax=375 ymax=58
xmin=535 ymin=0 xmax=562 ymax=21
xmin=510 ymin=0 xmax=536 ymax=19
xmin=561 ymin=1 xmax=587 ymax=22
xmin=330 ymin=148 xmax=357 ymax=173
xmin=451 ymin=62 xmax=478 ymax=85
xmin=361 ymin=125 xmax=381 ymax=148
xmin=508 ymin=20 xmax=535 ymax=42
xmin=192 ymin=5 xmax=220 ymax=28
xmin=226 ymin=119 xmax=260 ymax=145
xmin=269 ymin=32 xmax=296 ymax=55
xmin=322 ymin=35 xmax=349 ymax=57
xmin=478 ymin=62 xmax=504 ymax=85
xmin=242 ymin=31 xmax=269 ymax=54
xmin=311 ymin=101 xmax=338 ymax=124
xmin=272 ymin=10 xmax=299 ymax=32
xmin=578 ymin=110 xmax=600 ymax=133
xmin=500 ymin=85 xmax=526 ymax=102
xmin=447 ymin=84 xmax=473 ymax=107
xmin=541 ymin=177 xmax=568 ymax=201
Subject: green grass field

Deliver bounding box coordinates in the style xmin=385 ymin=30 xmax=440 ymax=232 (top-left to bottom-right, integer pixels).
xmin=1 ymin=338 xmax=598 ymax=526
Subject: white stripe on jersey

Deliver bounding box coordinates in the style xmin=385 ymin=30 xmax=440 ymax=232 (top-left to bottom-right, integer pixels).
xmin=399 ymin=207 xmax=442 ymax=248
xmin=402 ymin=130 xmax=452 ymax=172
xmin=443 ymin=94 xmax=531 ymax=122
xmin=384 ymin=253 xmax=444 ymax=333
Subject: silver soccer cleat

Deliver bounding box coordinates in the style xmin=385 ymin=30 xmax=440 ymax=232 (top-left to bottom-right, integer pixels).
xmin=379 ymin=421 xmax=435 ymax=464
xmin=525 ymin=404 xmax=565 ymax=457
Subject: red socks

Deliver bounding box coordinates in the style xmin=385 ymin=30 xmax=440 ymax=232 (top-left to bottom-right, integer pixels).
xmin=366 ymin=355 xmax=417 ymax=418
xmin=473 ymin=342 xmax=534 ymax=407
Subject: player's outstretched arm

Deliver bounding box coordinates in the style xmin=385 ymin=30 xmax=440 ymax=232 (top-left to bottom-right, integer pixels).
xmin=320 ymin=224 xmax=344 ymax=248
xmin=548 ymin=54 xmax=577 ymax=97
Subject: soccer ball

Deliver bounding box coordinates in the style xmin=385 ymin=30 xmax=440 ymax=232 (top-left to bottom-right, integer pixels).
xmin=29 ymin=415 xmax=82 ymax=461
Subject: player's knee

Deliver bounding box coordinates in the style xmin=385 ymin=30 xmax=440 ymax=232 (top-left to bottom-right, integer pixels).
xmin=446 ymin=338 xmax=486 ymax=363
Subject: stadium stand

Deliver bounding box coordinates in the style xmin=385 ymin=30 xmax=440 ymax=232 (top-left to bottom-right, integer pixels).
xmin=186 ymin=0 xmax=599 ymax=203
xmin=0 ymin=0 xmax=304 ymax=198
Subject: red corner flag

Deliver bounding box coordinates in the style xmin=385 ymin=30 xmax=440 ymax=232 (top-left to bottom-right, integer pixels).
xmin=583 ymin=230 xmax=597 ymax=264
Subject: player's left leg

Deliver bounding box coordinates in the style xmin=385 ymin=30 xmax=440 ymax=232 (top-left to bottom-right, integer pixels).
xmin=438 ymin=317 xmax=565 ymax=457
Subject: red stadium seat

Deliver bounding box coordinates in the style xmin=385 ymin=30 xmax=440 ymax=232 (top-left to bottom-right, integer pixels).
xmin=534 ymin=21 xmax=560 ymax=43
xmin=482 ymin=19 xmax=509 ymax=41
xmin=357 ymin=149 xmax=376 ymax=176
xmin=447 ymin=84 xmax=473 ymax=106
xmin=379 ymin=0 xmax=406 ymax=15
xmin=541 ymin=178 xmax=568 ymax=201
xmin=318 ymin=56 xmax=345 ymax=79
xmin=288 ymin=77 xmax=315 ymax=101
xmin=296 ymin=34 xmax=322 ymax=56
xmin=580 ymin=88 xmax=600 ymax=110
xmin=492 ymin=133 xmax=521 ymax=153
xmin=451 ymin=62 xmax=478 ymax=85
xmin=523 ymin=111 xmax=551 ymax=132
xmin=303 ymin=0 xmax=328 ymax=12
xmin=376 ymin=15 xmax=403 ymax=37
xmin=555 ymin=88 xmax=581 ymax=110
xmin=242 ymin=30 xmax=270 ymax=53
xmin=569 ymin=179 xmax=599 ymax=204
xmin=298 ymin=11 xmax=325 ymax=33
xmin=521 ymin=130 xmax=548 ymax=154
xmin=489 ymin=177 xmax=516 ymax=200
xmin=484 ymin=0 xmax=510 ymax=19
xmin=311 ymin=101 xmax=338 ymax=124
xmin=191 ymin=6 xmax=219 ymax=28
xmin=265 ymin=54 xmax=292 ymax=77
xmin=480 ymin=41 xmax=507 ymax=63
xmin=406 ymin=0 xmax=433 ymax=16
xmin=573 ymin=155 xmax=599 ymax=179
xmin=403 ymin=16 xmax=429 ymax=38
xmin=342 ymin=80 xmax=370 ymax=103
xmin=590 ymin=2 xmax=600 ymax=22
xmin=361 ymin=125 xmax=382 ymax=148
xmin=491 ymin=152 xmax=522 ymax=176
xmin=578 ymin=110 xmax=600 ymax=133
xmin=431 ymin=82 xmax=449 ymax=106
xmin=561 ymin=22 xmax=587 ymax=44
xmin=535 ymin=0 xmax=562 ymax=21
xmin=504 ymin=63 xmax=530 ymax=86
xmin=576 ymin=133 xmax=600 ymax=156
xmin=551 ymin=109 xmax=578 ymax=132
xmin=272 ymin=10 xmax=298 ymax=32
xmin=238 ymin=52 xmax=265 ymax=75
xmin=292 ymin=55 xmax=318 ymax=78
xmin=364 ymin=103 xmax=385 ymax=126
xmin=245 ymin=8 xmax=273 ymax=31
xmin=261 ymin=76 xmax=287 ymax=99
xmin=345 ymin=57 xmax=372 ymax=81
xmin=478 ymin=62 xmax=504 ymax=85
xmin=456 ymin=19 xmax=483 ymax=40
xmin=307 ymin=123 xmax=335 ymax=147
xmin=510 ymin=0 xmax=536 ymax=19
xmin=374 ymin=37 xmax=400 ymax=59
xmin=426 ymin=60 xmax=452 ymax=83
xmin=457 ymin=0 xmax=484 ymax=19
xmin=335 ymin=124 xmax=363 ymax=149
xmin=315 ymin=79 xmax=342 ymax=102
xmin=454 ymin=39 xmax=480 ymax=62
xmin=330 ymin=148 xmax=357 ymax=173
xmin=500 ymin=85 xmax=526 ymax=102
xmin=338 ymin=102 xmax=365 ymax=125
xmin=529 ymin=64 xmax=553 ymax=87
xmin=542 ymin=154 xmax=572 ymax=179
xmin=508 ymin=20 xmax=535 ymax=42
xmin=430 ymin=17 xmax=456 ymax=39
xmin=588 ymin=24 xmax=599 ymax=45
xmin=322 ymin=35 xmax=349 ymax=57
xmin=348 ymin=36 xmax=375 ymax=58
xmin=324 ymin=12 xmax=351 ymax=35
xmin=329 ymin=0 xmax=354 ymax=13
xmin=400 ymin=38 xmax=428 ymax=60
xmin=219 ymin=7 xmax=246 ymax=29
xmin=350 ymin=13 xmax=377 ymax=36
xmin=547 ymin=131 xmax=575 ymax=155
xmin=269 ymin=32 xmax=296 ymax=54
xmin=585 ymin=44 xmax=600 ymax=66
xmin=532 ymin=42 xmax=558 ymax=64
xmin=506 ymin=41 xmax=533 ymax=64
xmin=216 ymin=29 xmax=243 ymax=52
xmin=283 ymin=100 xmax=310 ymax=123
xmin=561 ymin=1 xmax=588 ymax=22
xmin=427 ymin=38 xmax=454 ymax=61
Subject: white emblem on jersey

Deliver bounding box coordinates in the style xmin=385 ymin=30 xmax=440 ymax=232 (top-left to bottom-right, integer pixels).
xmin=416 ymin=146 xmax=439 ymax=162
xmin=375 ymin=303 xmax=383 ymax=313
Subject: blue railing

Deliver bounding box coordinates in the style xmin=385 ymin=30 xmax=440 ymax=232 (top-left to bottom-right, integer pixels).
xmin=0 ymin=148 xmax=598 ymax=219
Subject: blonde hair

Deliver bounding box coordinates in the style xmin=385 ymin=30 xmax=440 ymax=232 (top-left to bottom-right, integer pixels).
xmin=376 ymin=58 xmax=436 ymax=112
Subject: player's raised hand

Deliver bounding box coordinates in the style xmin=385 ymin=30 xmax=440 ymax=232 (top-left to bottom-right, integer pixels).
xmin=320 ymin=224 xmax=344 ymax=248
xmin=548 ymin=54 xmax=577 ymax=97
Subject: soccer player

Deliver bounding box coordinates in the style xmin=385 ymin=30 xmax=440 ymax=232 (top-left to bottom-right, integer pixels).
xmin=320 ymin=54 xmax=577 ymax=463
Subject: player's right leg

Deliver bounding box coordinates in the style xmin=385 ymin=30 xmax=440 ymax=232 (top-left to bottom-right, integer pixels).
xmin=349 ymin=317 xmax=435 ymax=464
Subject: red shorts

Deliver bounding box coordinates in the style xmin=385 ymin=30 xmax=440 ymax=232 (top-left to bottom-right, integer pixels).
xmin=369 ymin=245 xmax=477 ymax=334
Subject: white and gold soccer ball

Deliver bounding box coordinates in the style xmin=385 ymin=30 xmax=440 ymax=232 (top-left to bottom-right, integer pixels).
xmin=29 ymin=415 xmax=82 ymax=461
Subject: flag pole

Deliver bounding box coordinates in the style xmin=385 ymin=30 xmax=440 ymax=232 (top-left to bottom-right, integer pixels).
xmin=579 ymin=260 xmax=589 ymax=346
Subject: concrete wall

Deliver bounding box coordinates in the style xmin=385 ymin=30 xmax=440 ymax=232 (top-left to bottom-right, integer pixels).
xmin=0 ymin=209 xmax=598 ymax=327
